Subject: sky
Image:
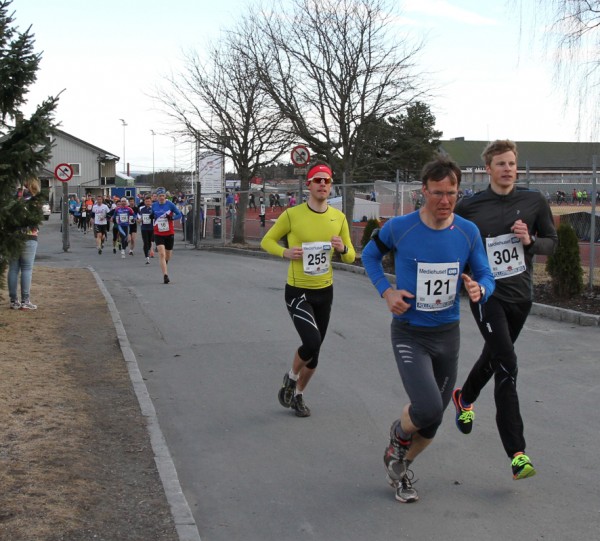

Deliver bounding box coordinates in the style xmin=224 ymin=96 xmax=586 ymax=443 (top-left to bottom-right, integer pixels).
xmin=12 ymin=0 xmax=584 ymax=175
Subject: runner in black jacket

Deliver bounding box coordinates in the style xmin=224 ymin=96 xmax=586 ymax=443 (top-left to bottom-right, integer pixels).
xmin=451 ymin=139 xmax=558 ymax=480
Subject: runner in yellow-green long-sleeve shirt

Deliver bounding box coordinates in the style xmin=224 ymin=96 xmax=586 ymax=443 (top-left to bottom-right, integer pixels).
xmin=261 ymin=162 xmax=355 ymax=417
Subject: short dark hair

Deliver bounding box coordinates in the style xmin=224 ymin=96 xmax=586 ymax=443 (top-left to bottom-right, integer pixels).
xmin=420 ymin=155 xmax=461 ymax=186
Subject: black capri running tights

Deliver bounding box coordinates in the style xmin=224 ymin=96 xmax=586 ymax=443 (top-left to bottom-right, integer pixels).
xmin=285 ymin=284 xmax=333 ymax=370
xmin=141 ymin=229 xmax=154 ymax=257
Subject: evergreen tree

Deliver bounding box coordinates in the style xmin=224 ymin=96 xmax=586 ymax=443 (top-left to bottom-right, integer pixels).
xmin=386 ymin=102 xmax=443 ymax=180
xmin=361 ymin=218 xmax=380 ymax=248
xmin=0 ymin=0 xmax=58 ymax=290
xmin=354 ymin=102 xmax=442 ymax=181
xmin=546 ymin=222 xmax=584 ymax=298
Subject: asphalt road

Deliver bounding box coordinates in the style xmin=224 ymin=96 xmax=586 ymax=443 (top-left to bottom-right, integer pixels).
xmin=37 ymin=216 xmax=600 ymax=541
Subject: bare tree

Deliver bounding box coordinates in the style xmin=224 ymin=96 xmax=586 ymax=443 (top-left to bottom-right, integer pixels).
xmin=156 ymin=30 xmax=292 ymax=243
xmin=519 ymin=0 xmax=600 ymax=138
xmin=243 ymin=0 xmax=427 ymax=222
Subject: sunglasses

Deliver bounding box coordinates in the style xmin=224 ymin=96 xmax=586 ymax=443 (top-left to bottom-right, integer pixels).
xmin=310 ymin=177 xmax=332 ymax=185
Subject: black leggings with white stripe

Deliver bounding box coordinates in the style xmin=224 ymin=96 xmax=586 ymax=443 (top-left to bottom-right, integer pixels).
xmin=285 ymin=284 xmax=333 ymax=370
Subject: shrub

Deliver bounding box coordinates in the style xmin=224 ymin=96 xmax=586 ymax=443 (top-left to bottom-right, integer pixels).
xmin=546 ymin=222 xmax=584 ymax=298
xmin=361 ymin=218 xmax=381 ymax=248
xmin=359 ymin=218 xmax=395 ymax=273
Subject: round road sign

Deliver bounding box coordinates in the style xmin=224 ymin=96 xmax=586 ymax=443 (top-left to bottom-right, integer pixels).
xmin=291 ymin=145 xmax=310 ymax=167
xmin=54 ymin=163 xmax=74 ymax=182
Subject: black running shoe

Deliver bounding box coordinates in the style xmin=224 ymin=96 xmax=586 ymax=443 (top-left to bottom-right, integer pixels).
xmin=278 ymin=373 xmax=296 ymax=408
xmin=452 ymin=388 xmax=475 ymax=435
xmin=291 ymin=394 xmax=311 ymax=417
xmin=164 ymin=274 xmax=170 ymax=284
xmin=383 ymin=421 xmax=411 ymax=483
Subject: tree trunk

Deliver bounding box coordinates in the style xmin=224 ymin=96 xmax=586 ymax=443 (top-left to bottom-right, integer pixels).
xmin=232 ymin=177 xmax=251 ymax=244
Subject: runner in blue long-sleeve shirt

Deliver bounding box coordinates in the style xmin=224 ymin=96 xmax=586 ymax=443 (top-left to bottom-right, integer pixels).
xmin=362 ymin=156 xmax=495 ymax=504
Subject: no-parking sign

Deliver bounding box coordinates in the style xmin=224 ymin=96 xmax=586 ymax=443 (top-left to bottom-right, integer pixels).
xmin=54 ymin=163 xmax=74 ymax=182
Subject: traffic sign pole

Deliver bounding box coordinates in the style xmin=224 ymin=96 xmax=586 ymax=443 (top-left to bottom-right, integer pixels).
xmin=54 ymin=163 xmax=73 ymax=252
xmin=62 ymin=182 xmax=70 ymax=252
xmin=290 ymin=146 xmax=310 ymax=206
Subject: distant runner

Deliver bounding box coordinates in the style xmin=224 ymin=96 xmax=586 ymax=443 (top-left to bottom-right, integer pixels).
xmin=138 ymin=195 xmax=155 ymax=264
xmin=91 ymin=194 xmax=110 ymax=255
xmin=113 ymin=198 xmax=134 ymax=259
xmin=151 ymin=188 xmax=182 ymax=283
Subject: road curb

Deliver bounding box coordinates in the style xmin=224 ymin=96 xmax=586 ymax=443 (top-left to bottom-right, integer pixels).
xmin=87 ymin=266 xmax=202 ymax=541
xmin=529 ymin=302 xmax=600 ymax=326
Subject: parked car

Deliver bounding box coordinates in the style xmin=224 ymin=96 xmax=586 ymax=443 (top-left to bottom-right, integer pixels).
xmin=42 ymin=202 xmax=51 ymax=220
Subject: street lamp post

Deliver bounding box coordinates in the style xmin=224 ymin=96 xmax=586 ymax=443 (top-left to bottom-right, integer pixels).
xmin=150 ymin=129 xmax=156 ymax=185
xmin=119 ymin=118 xmax=127 ymax=174
xmin=172 ymin=136 xmax=176 ymax=172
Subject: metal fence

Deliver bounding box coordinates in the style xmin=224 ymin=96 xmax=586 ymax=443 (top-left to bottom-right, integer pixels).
xmin=187 ymin=175 xmax=598 ymax=291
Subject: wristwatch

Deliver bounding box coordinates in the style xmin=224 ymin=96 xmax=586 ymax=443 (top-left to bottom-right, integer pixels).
xmin=529 ymin=234 xmax=537 ymax=246
xmin=341 ymin=245 xmax=348 ymax=255
xmin=479 ymin=285 xmax=486 ymax=300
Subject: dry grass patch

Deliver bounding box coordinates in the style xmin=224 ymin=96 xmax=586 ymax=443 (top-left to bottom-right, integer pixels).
xmin=0 ymin=267 xmax=177 ymax=540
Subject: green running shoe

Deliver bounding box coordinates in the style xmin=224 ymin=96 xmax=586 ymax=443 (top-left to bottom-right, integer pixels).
xmin=512 ymin=453 xmax=537 ymax=480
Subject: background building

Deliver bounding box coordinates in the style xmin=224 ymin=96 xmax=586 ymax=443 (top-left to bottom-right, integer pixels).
xmin=440 ymin=138 xmax=600 ymax=184
xmin=40 ymin=129 xmax=119 ymax=209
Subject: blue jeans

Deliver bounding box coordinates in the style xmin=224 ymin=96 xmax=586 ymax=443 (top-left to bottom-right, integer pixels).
xmin=8 ymin=240 xmax=38 ymax=302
